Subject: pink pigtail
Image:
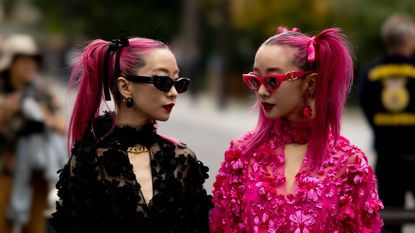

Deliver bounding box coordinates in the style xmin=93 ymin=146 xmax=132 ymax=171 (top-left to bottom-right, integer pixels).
xmin=308 ymin=28 xmax=354 ymax=165
xmin=67 ymin=40 xmax=110 ymax=151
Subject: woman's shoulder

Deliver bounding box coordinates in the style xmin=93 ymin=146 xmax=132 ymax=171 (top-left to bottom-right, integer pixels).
xmin=212 ymin=132 xmax=254 ymax=173
xmin=71 ymin=129 xmax=97 ymax=155
xmin=326 ymin=135 xmax=372 ymax=178
xmin=331 ymin=135 xmax=365 ymax=159
xmin=68 ymin=128 xmax=105 ymax=175
xmin=156 ymin=134 xmax=198 ymax=160
xmin=156 ymin=135 xmax=210 ymax=180
xmin=228 ymin=131 xmax=254 ymax=151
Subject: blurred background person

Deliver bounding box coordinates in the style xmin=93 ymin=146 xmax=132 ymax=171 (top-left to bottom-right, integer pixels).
xmin=358 ymin=13 xmax=415 ymax=233
xmin=0 ymin=34 xmax=66 ymax=233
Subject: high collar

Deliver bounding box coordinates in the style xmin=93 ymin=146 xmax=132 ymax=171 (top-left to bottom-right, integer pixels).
xmin=111 ymin=123 xmax=157 ymax=148
xmin=92 ymin=112 xmax=157 ymax=148
xmin=271 ymin=118 xmax=312 ymax=145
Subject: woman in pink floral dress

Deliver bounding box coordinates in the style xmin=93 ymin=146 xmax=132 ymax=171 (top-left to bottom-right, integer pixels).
xmin=210 ymin=27 xmax=384 ymax=233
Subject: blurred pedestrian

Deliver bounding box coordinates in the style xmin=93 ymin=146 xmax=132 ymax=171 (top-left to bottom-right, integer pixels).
xmin=0 ymin=34 xmax=67 ymax=233
xmin=359 ymin=13 xmax=415 ymax=233
xmin=210 ymin=26 xmax=384 ymax=232
xmin=49 ymin=36 xmax=212 ymax=233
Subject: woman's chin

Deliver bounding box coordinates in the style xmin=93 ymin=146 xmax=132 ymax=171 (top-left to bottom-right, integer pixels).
xmin=263 ymin=111 xmax=279 ymax=120
xmin=155 ymin=115 xmax=170 ymax=122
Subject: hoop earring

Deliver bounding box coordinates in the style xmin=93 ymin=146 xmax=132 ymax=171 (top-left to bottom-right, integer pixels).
xmin=125 ymin=97 xmax=133 ymax=108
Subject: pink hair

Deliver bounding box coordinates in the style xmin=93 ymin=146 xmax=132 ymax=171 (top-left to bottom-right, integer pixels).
xmin=241 ymin=27 xmax=354 ymax=168
xmin=68 ymin=38 xmax=167 ymax=149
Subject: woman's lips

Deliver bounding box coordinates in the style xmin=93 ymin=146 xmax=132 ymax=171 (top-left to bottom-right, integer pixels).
xmin=261 ymin=102 xmax=275 ymax=111
xmin=163 ymin=103 xmax=175 ymax=112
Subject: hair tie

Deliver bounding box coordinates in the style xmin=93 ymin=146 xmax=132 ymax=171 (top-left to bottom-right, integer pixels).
xmin=307 ymin=36 xmax=316 ymax=62
xmin=103 ymin=37 xmax=130 ymax=101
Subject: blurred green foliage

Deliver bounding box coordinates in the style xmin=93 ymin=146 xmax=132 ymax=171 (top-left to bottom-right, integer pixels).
xmin=33 ymin=0 xmax=182 ymax=41
xmin=226 ymin=0 xmax=415 ymax=69
xmin=32 ymin=0 xmax=415 ymax=97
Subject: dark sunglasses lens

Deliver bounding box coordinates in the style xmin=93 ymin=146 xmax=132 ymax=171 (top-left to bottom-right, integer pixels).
xmin=246 ymin=77 xmax=259 ymax=90
xmin=266 ymin=77 xmax=278 ymax=90
xmin=174 ymin=79 xmax=190 ymax=93
xmin=154 ymin=76 xmax=174 ymax=92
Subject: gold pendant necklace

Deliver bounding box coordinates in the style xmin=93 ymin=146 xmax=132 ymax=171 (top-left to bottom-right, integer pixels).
xmin=127 ymin=144 xmax=148 ymax=153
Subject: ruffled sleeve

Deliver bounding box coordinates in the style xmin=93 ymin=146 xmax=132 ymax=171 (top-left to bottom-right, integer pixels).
xmin=210 ymin=139 xmax=245 ymax=233
xmin=339 ymin=152 xmax=384 ymax=233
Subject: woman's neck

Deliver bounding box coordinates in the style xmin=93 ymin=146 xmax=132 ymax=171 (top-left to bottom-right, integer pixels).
xmin=116 ymin=108 xmax=152 ymax=128
xmin=272 ymin=118 xmax=312 ymax=145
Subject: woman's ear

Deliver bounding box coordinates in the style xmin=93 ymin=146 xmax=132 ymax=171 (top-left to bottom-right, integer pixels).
xmin=304 ymin=73 xmax=317 ymax=96
xmin=117 ymin=77 xmax=132 ymax=98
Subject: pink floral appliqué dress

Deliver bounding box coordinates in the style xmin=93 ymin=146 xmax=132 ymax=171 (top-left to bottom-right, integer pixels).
xmin=210 ymin=119 xmax=383 ymax=233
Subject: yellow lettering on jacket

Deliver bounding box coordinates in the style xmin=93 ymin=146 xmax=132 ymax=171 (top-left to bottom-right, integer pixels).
xmin=369 ymin=64 xmax=415 ymax=81
xmin=374 ymin=113 xmax=415 ymax=126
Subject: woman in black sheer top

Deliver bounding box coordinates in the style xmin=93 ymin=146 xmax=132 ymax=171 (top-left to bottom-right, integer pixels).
xmin=50 ymin=37 xmax=212 ymax=233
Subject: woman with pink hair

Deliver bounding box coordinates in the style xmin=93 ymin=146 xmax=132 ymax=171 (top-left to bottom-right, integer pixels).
xmin=49 ymin=37 xmax=212 ymax=233
xmin=210 ymin=27 xmax=383 ymax=232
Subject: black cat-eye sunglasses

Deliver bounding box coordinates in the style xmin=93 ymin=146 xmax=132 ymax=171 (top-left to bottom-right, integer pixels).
xmin=125 ymin=75 xmax=190 ymax=93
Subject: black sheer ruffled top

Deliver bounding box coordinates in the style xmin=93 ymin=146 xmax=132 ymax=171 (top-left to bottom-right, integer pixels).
xmin=50 ymin=114 xmax=213 ymax=233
